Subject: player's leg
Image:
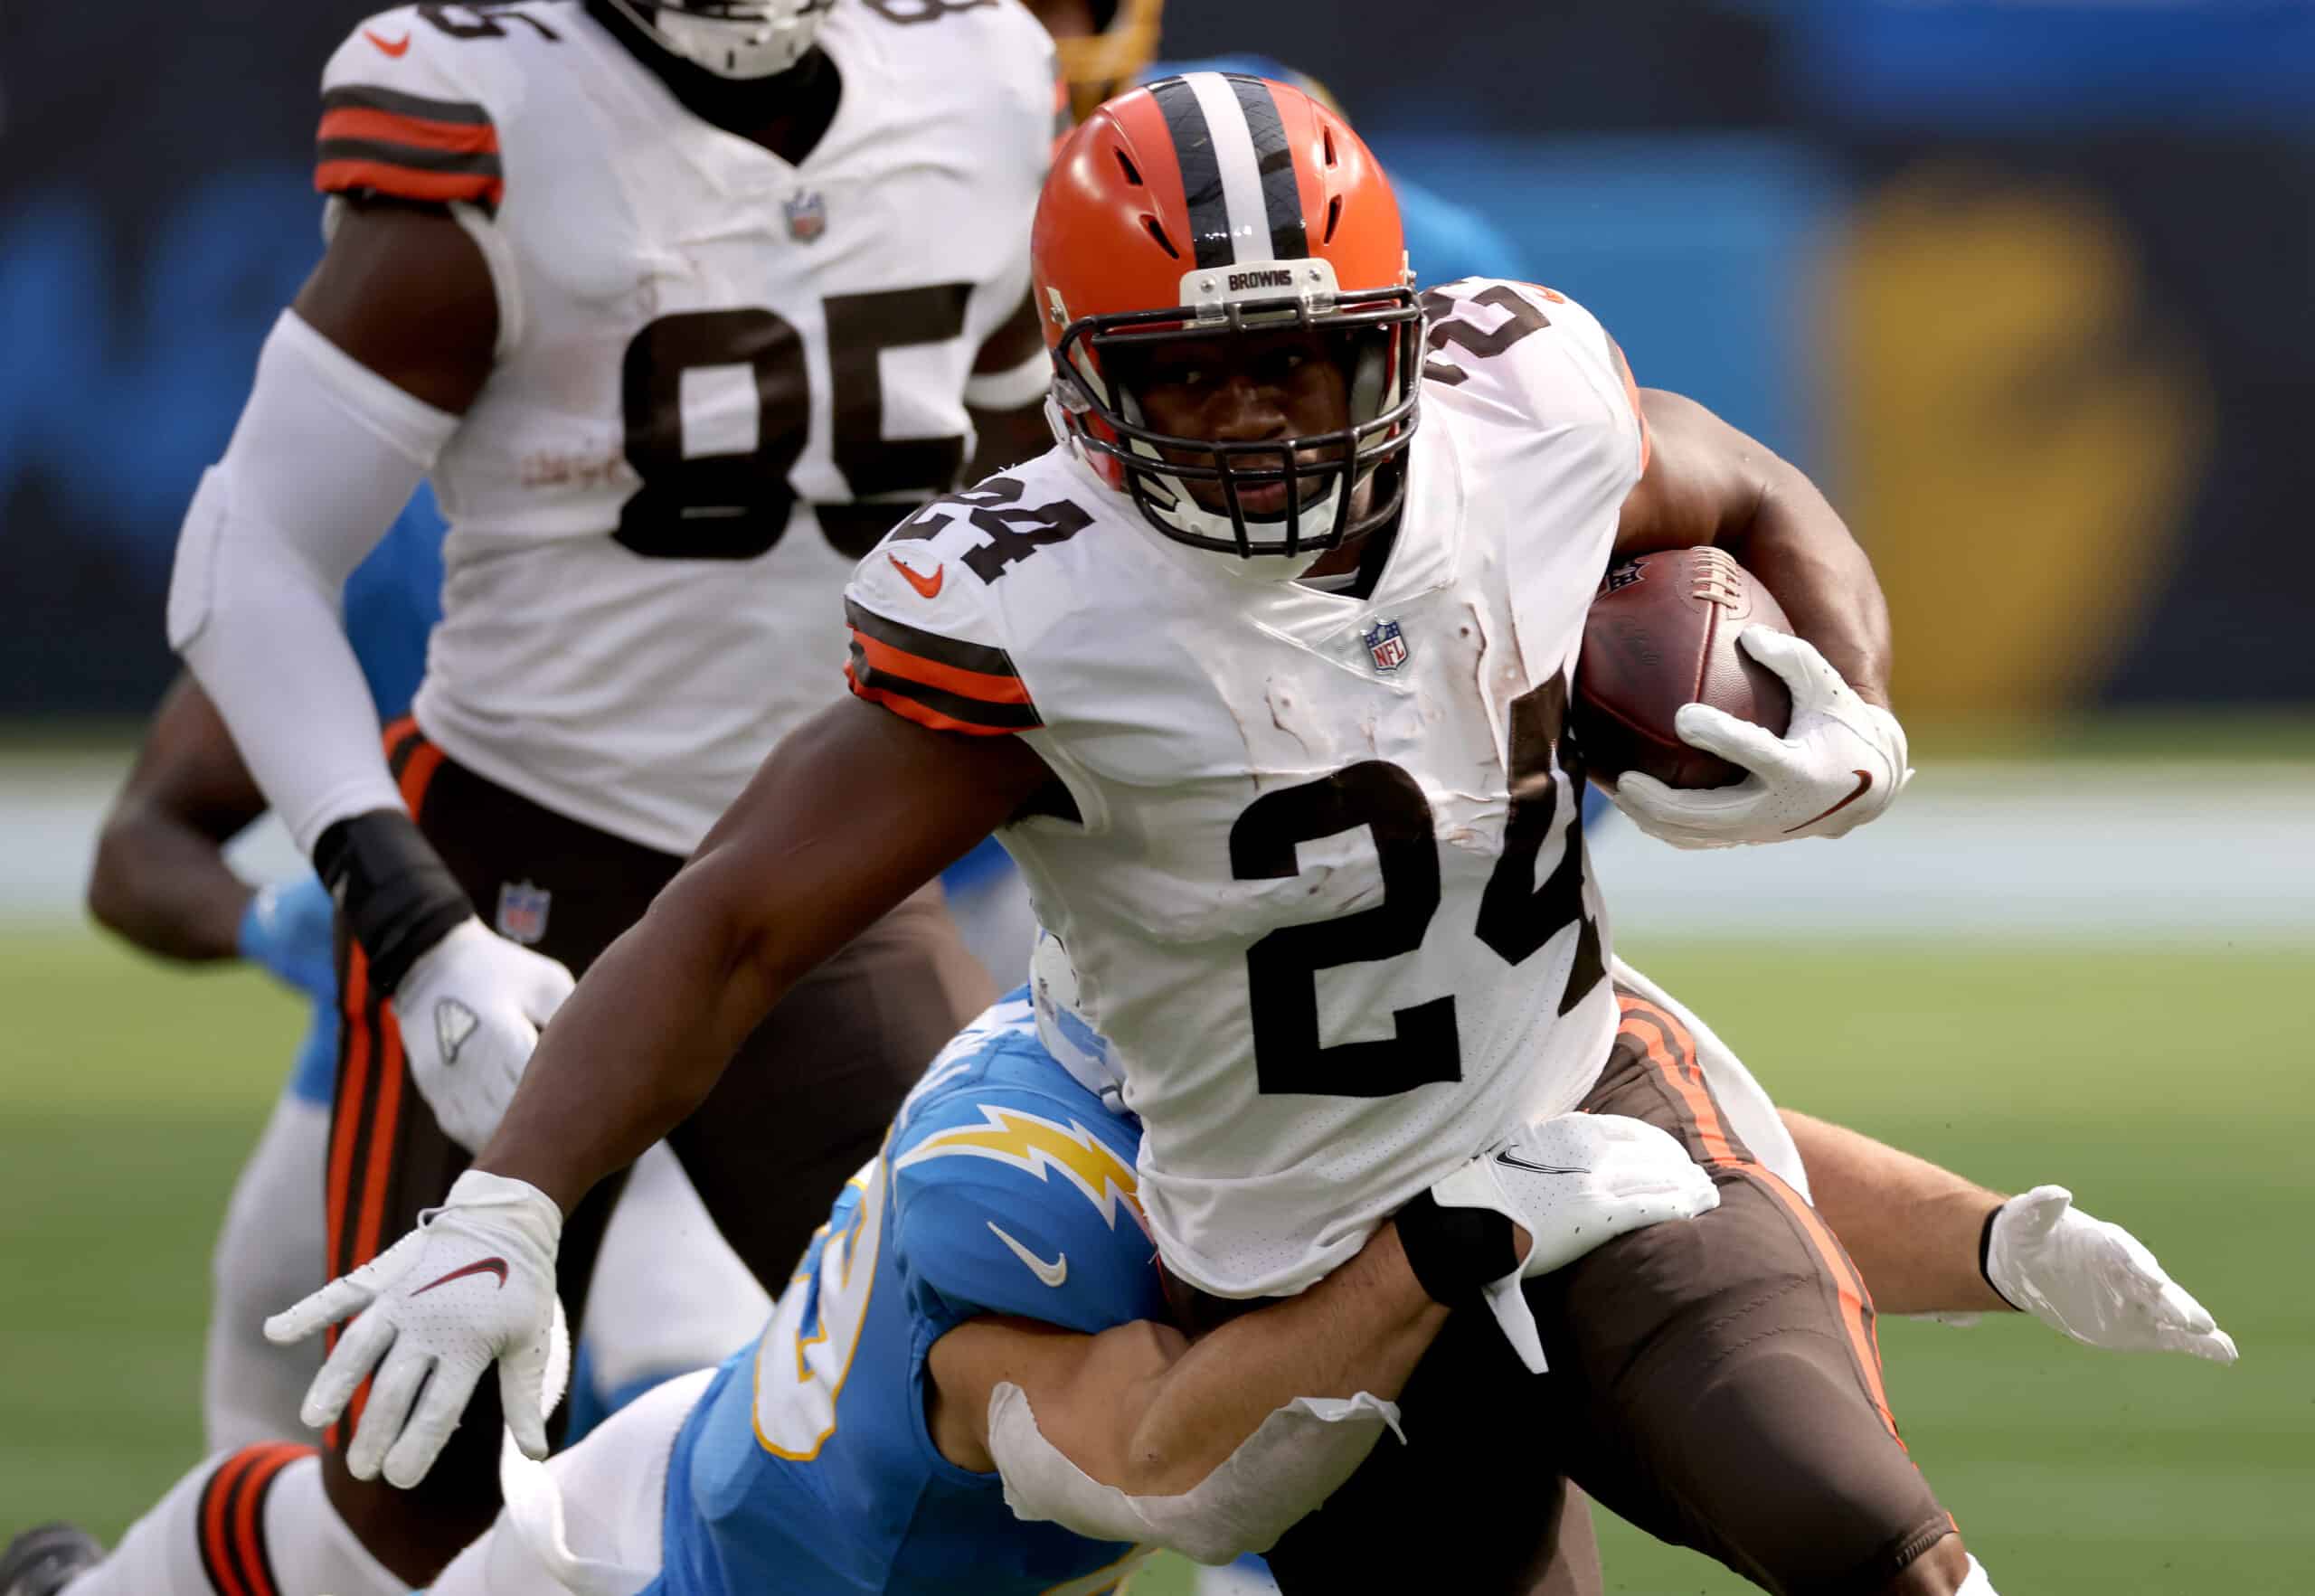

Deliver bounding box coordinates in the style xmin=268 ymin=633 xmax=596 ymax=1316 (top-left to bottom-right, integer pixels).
xmin=317 ymin=730 xmax=627 ymax=1582
xmin=203 ymin=1058 xmax=331 ymax=1452
xmin=1523 ymin=989 xmax=1981 ymax=1595
xmin=427 ymin=1370 xmax=708 ymax=1596
xmin=666 ymin=884 xmax=991 ymax=1280
xmin=50 ymin=1445 xmax=402 ymax=1596
xmin=566 ymin=1141 xmax=769 ymax=1439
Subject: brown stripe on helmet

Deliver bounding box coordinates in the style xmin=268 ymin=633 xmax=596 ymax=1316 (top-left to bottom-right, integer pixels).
xmin=1224 ymin=74 xmax=1308 ymax=261
xmin=1147 ymin=75 xmax=1234 ymax=269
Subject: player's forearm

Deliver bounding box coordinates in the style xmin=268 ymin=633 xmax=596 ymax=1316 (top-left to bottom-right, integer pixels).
xmin=1110 ymin=1222 xmax=1444 ymax=1496
xmin=473 ymin=856 xmax=782 ymax=1214
xmin=86 ymin=806 xmax=253 ymax=963
xmin=1717 ymin=460 xmax=1893 ymax=710
xmin=1785 ymin=1110 xmax=2010 ymax=1315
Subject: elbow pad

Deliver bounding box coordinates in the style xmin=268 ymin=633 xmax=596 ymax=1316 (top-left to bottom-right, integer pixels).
xmin=987 ymin=1382 xmax=1403 ymax=1566
xmin=167 ymin=310 xmax=459 ymax=853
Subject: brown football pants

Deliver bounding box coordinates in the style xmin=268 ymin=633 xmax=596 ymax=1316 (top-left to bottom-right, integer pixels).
xmin=1256 ymin=988 xmax=1957 ymax=1596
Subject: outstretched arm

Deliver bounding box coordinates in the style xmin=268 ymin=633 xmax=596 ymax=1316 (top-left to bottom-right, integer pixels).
xmin=1788 ymin=1110 xmax=2235 ymax=1363
xmin=477 ymin=697 xmax=1054 ymax=1211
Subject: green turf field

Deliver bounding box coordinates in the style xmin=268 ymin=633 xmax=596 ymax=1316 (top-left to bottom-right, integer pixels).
xmin=2 ymin=929 xmax=2308 ymax=1592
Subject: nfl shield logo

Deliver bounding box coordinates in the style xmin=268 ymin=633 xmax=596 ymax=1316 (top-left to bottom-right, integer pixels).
xmin=495 ymin=881 xmax=552 ymax=947
xmin=784 ymin=190 xmax=827 ymax=242
xmin=1363 ymin=618 xmax=1410 ymax=673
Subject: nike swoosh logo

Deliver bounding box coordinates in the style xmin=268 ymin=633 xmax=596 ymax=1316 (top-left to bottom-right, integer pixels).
xmin=364 ymin=29 xmax=412 ymax=57
xmin=889 ymin=554 xmax=943 ymax=600
xmin=1496 ymin=1151 xmax=1589 ymax=1177
xmin=987 ymin=1222 xmax=1066 ymax=1288
xmin=413 ymin=1257 xmax=509 ymax=1296
xmin=1784 ymin=769 xmax=1874 ymax=834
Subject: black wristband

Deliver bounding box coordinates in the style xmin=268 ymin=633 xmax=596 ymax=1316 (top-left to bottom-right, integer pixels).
xmin=1979 ymin=1203 xmax=2023 ymax=1311
xmin=1395 ymin=1188 xmax=1518 ymax=1308
xmin=313 ymin=808 xmax=472 ymax=995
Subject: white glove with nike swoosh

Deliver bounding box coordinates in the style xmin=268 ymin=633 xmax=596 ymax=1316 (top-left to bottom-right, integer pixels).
xmin=394 ymin=917 xmax=574 ymax=1154
xmin=266 ymin=1169 xmax=566 ymax=1487
xmin=1985 ymin=1185 xmax=2238 ymax=1365
xmin=1614 ymin=627 xmax=1912 ymax=849
xmin=1410 ymin=1112 xmax=1719 ymax=1374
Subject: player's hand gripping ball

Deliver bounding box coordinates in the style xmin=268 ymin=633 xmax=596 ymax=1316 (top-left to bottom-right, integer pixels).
xmin=1573 ymin=546 xmax=1912 ymax=848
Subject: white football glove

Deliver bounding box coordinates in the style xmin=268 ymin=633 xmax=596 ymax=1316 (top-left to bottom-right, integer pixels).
xmin=1613 ymin=626 xmax=1913 ymax=849
xmin=266 ymin=1170 xmax=566 ymax=1487
xmin=1985 ymin=1185 xmax=2238 ymax=1365
xmin=393 ymin=917 xmax=574 ymax=1154
xmin=1430 ymin=1112 xmax=1720 ymax=1373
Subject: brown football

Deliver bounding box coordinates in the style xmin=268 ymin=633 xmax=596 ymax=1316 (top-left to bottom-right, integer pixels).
xmin=1573 ymin=546 xmax=1793 ymax=789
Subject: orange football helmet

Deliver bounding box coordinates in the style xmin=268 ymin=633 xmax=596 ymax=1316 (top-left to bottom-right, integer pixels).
xmin=1034 ymin=73 xmax=1422 ymax=558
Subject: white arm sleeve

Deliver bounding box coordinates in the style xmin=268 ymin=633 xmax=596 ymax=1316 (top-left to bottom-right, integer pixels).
xmin=987 ymin=1382 xmax=1402 ymax=1565
xmin=167 ymin=309 xmax=459 ymax=855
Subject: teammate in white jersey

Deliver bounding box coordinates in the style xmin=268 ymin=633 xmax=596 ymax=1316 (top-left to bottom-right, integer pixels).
xmin=268 ymin=75 xmax=1979 ymax=1593
xmin=139 ymin=2 xmax=1056 ymax=1591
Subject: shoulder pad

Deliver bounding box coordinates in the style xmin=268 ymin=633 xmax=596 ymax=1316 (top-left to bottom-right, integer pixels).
xmin=843 ymin=466 xmax=1094 ymax=737
xmin=316 ymin=5 xmax=531 ymax=213
xmin=1421 ymin=279 xmax=1649 ymax=474
xmin=890 ymin=1086 xmax=1158 ymax=1336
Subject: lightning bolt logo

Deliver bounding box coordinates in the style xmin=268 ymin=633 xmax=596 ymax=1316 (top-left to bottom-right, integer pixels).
xmin=895 ymin=1106 xmax=1143 ymax=1231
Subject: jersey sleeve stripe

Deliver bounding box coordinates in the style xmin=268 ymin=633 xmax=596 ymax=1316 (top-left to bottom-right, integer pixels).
xmin=314 ymin=87 xmax=504 ymax=212
xmin=846 ymin=665 xmax=1040 ymax=736
xmin=321 ymin=84 xmax=494 ymax=127
xmin=846 ymin=646 xmax=1042 ymax=732
xmin=844 ymin=597 xmax=1026 ymax=683
xmin=318 ymin=105 xmax=501 ymax=159
xmin=849 ymin=628 xmax=1035 ymax=707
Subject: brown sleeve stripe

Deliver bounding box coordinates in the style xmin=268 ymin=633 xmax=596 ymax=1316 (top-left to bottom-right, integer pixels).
xmin=322 ymin=84 xmax=493 ymax=126
xmin=315 ymin=89 xmax=503 ymax=212
xmin=846 ymin=598 xmax=1025 ymax=683
xmin=846 ymin=646 xmax=1042 ymax=733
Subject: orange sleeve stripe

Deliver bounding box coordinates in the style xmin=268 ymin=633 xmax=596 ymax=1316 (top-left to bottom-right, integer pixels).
xmin=850 ymin=628 xmax=1035 ymax=707
xmin=318 ymin=104 xmax=501 ymax=156
xmin=396 ymin=739 xmax=447 ymax=815
xmin=314 ymin=159 xmax=504 ymax=209
xmin=847 ymin=666 xmax=1024 ymax=737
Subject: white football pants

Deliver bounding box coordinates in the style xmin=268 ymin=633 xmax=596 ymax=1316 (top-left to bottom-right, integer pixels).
xmin=429 ymin=1370 xmax=710 ymax=1596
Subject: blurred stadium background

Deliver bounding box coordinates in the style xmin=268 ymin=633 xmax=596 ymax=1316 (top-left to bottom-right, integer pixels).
xmin=3 ymin=0 xmax=2310 ymax=1590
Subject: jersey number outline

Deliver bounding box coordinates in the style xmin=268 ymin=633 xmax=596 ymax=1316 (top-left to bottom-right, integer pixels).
xmin=1226 ymin=677 xmax=1604 ymax=1098
xmin=417 ymin=3 xmax=562 ymax=40
xmin=1421 ymin=284 xmax=1551 ymax=388
xmin=753 ymin=1156 xmax=885 ymax=1461
xmin=887 ymin=476 xmax=1092 ymax=584
xmin=617 ymin=285 xmax=974 ymax=562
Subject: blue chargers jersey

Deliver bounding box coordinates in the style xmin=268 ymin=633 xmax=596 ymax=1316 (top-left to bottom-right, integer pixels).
xmin=282 ymin=485 xmax=447 ymax=1105
xmin=1143 ymin=55 xmax=1538 ymax=288
xmin=655 ymin=994 xmax=1165 ymax=1596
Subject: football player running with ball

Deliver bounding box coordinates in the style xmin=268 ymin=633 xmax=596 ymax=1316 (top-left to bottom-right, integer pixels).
xmin=35 ymin=4 xmax=1059 ymax=1595
xmin=254 ymin=75 xmax=2028 ymax=1593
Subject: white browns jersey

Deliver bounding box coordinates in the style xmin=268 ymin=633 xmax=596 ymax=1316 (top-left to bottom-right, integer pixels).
xmin=845 ymin=279 xmax=1652 ymax=1298
xmin=316 ymin=0 xmax=1054 ymax=854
